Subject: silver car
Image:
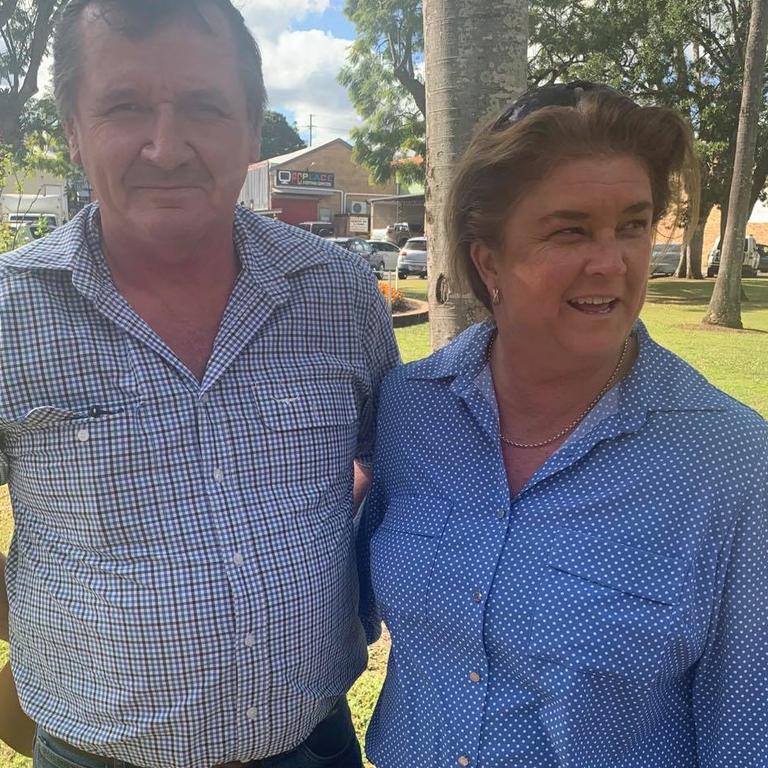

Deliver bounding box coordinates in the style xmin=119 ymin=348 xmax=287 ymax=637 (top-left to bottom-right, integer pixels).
xmin=397 ymin=237 xmax=428 ymax=279
xmin=367 ymin=240 xmax=401 ymax=272
xmin=649 ymin=243 xmax=682 ymax=277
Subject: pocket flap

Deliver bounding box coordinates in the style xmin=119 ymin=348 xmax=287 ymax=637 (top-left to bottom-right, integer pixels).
xmin=253 ymin=375 xmax=357 ymax=431
xmin=378 ymin=495 xmax=454 ymax=537
xmin=548 ymin=530 xmax=687 ymax=606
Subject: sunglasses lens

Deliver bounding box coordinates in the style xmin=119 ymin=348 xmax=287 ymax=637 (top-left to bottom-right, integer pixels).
xmin=492 ymin=81 xmax=619 ymax=131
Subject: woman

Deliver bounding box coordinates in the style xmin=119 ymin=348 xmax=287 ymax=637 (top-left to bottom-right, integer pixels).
xmin=361 ymin=82 xmax=767 ymax=767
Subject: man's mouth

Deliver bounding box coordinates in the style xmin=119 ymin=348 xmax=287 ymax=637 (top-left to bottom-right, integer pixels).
xmin=567 ymin=296 xmax=618 ymax=314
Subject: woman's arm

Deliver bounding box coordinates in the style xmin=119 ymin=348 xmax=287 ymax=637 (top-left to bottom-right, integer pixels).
xmin=692 ymin=452 xmax=768 ymax=766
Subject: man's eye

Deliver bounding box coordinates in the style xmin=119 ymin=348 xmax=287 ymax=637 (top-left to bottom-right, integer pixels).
xmin=106 ymin=103 xmax=138 ymax=115
xmin=551 ymin=227 xmax=585 ymax=237
xmin=192 ymin=103 xmax=225 ymax=115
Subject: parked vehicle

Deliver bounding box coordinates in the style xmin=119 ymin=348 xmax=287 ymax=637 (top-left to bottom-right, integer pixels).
xmin=2 ymin=223 xmax=34 ymax=250
xmin=649 ymin=242 xmax=683 ymax=277
xmin=756 ymin=243 xmax=768 ymax=273
xmin=325 ymin=237 xmax=380 ymax=277
xmin=706 ymin=235 xmax=759 ymax=277
xmin=385 ymin=221 xmax=424 ymax=247
xmin=367 ymin=239 xmax=400 ymax=272
xmin=1 ymin=192 xmax=68 ymax=231
xmin=296 ymin=220 xmax=334 ymax=237
xmin=397 ymin=237 xmax=428 ymax=279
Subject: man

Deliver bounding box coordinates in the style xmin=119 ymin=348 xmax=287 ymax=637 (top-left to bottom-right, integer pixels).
xmin=0 ymin=1 xmax=399 ymax=766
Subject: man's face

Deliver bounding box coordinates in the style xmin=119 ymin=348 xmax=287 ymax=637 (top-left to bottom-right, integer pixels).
xmin=66 ymin=5 xmax=261 ymax=245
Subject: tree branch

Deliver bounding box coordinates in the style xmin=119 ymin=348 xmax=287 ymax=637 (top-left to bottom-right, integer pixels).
xmin=0 ymin=0 xmax=20 ymax=33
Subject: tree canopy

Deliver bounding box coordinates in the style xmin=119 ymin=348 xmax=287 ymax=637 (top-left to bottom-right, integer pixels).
xmin=339 ymin=0 xmax=425 ymax=185
xmin=342 ymin=0 xmax=768 ymax=223
xmin=0 ymin=0 xmax=66 ymax=147
xmin=259 ymin=111 xmax=306 ymax=161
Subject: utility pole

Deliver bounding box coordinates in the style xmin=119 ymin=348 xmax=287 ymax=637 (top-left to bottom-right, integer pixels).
xmin=308 ymin=114 xmax=313 ymax=147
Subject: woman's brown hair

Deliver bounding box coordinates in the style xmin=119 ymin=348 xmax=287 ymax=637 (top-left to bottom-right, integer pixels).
xmin=446 ymin=85 xmax=700 ymax=310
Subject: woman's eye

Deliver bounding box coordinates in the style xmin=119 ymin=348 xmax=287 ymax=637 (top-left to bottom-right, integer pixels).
xmin=622 ymin=219 xmax=650 ymax=232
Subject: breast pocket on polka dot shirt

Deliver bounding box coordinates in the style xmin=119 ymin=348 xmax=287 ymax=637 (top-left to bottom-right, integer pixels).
xmin=527 ymin=530 xmax=688 ymax=682
xmin=370 ymin=494 xmax=453 ymax=626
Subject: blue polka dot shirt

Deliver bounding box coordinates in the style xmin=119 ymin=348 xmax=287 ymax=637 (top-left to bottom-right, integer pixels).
xmin=360 ymin=320 xmax=768 ymax=768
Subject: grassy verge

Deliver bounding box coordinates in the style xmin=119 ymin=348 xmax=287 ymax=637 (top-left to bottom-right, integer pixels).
xmin=0 ymin=276 xmax=765 ymax=768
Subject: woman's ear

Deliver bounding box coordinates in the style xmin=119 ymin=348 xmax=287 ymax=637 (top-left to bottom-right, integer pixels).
xmin=469 ymin=240 xmax=500 ymax=295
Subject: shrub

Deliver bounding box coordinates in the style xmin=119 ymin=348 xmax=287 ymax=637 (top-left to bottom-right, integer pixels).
xmin=378 ymin=282 xmax=407 ymax=312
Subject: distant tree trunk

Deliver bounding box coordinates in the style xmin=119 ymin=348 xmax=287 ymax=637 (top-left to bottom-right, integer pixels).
xmin=704 ymin=0 xmax=768 ymax=328
xmin=423 ymin=0 xmax=528 ymax=350
xmin=677 ymin=199 xmax=711 ymax=279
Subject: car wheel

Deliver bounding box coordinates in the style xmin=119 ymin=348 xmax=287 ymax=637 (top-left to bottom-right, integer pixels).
xmin=707 ymin=267 xmax=716 ymax=278
xmin=379 ymin=261 xmax=385 ymax=272
xmin=398 ymin=272 xmax=407 ymax=280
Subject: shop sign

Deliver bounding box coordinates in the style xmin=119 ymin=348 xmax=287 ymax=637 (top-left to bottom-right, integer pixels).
xmin=276 ymin=169 xmax=335 ymax=188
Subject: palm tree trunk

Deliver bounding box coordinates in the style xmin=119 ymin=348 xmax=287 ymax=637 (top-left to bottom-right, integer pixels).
xmin=703 ymin=0 xmax=768 ymax=328
xmin=423 ymin=0 xmax=528 ymax=350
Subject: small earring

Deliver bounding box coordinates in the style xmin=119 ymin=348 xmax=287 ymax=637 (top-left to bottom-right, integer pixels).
xmin=491 ymin=287 xmax=502 ymax=305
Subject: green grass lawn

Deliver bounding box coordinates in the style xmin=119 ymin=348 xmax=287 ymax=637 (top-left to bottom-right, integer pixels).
xmin=1 ymin=276 xmax=766 ymax=768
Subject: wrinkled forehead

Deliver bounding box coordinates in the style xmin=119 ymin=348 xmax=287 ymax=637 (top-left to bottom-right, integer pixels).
xmin=79 ymin=0 xmax=232 ymax=47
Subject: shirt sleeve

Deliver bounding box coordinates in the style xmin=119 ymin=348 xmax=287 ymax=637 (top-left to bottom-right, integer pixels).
xmin=355 ymin=276 xmax=400 ymax=468
xmin=692 ymin=436 xmax=768 ymax=767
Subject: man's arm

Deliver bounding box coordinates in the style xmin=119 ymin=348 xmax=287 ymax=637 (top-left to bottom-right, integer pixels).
xmin=353 ymin=462 xmax=372 ymax=514
xmin=0 ymin=552 xmax=7 ymax=643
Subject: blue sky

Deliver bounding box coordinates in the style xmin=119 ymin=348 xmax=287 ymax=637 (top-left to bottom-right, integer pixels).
xmin=239 ymin=0 xmax=363 ymax=146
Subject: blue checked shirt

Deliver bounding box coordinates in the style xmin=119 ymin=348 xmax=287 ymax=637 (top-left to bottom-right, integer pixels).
xmin=0 ymin=204 xmax=399 ymax=768
xmin=361 ymin=320 xmax=768 ymax=768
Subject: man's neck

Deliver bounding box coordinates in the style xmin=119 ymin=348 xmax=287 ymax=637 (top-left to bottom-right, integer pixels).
xmin=99 ymin=218 xmax=240 ymax=294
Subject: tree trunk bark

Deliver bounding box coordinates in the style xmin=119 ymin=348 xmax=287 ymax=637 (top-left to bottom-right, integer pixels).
xmin=704 ymin=0 xmax=768 ymax=328
xmin=423 ymin=0 xmax=528 ymax=350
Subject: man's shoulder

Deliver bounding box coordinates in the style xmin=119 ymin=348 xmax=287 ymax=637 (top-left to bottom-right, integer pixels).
xmin=234 ymin=208 xmax=374 ymax=283
xmin=0 ymin=212 xmax=88 ymax=277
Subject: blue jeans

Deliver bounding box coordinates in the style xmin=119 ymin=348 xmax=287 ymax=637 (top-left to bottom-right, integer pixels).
xmin=34 ymin=698 xmax=363 ymax=768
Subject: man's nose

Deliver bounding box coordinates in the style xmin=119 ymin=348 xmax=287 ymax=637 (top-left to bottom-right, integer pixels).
xmin=140 ymin=105 xmax=194 ymax=170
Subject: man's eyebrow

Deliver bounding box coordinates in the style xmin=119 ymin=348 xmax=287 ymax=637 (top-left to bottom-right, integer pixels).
xmin=94 ymin=88 xmax=141 ymax=107
xmin=178 ymin=89 xmax=230 ymax=106
xmin=540 ymin=201 xmax=654 ymax=223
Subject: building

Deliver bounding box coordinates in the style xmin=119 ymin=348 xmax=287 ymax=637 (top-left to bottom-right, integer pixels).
xmin=238 ymin=138 xmax=397 ymax=234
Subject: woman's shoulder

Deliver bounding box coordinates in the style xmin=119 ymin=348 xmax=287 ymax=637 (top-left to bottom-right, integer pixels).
xmin=383 ymin=321 xmax=494 ymax=391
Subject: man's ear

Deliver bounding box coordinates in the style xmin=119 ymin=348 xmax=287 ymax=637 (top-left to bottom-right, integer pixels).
xmin=469 ymin=240 xmax=500 ymax=294
xmin=64 ymin=118 xmax=82 ymax=166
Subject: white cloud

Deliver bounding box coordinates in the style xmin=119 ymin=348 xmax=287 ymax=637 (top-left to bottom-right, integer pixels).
xmin=259 ymin=29 xmax=361 ymax=144
xmin=238 ymin=0 xmax=330 ymax=38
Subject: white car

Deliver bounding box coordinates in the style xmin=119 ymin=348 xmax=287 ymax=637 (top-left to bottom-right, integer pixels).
xmin=367 ymin=240 xmax=401 ymax=272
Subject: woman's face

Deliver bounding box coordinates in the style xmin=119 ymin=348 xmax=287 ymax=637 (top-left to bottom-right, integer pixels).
xmin=472 ymin=154 xmax=654 ymax=365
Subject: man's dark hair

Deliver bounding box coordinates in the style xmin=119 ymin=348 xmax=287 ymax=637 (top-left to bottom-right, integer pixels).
xmin=53 ymin=0 xmax=267 ymax=129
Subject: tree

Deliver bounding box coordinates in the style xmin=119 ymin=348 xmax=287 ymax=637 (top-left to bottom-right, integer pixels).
xmin=340 ymin=0 xmax=425 ymax=184
xmin=704 ymin=0 xmax=768 ymax=328
xmin=424 ymin=0 xmax=528 ymax=349
xmin=259 ymin=111 xmax=306 ymax=160
xmin=0 ymin=0 xmax=67 ymax=147
xmin=529 ymin=0 xmax=768 ymax=280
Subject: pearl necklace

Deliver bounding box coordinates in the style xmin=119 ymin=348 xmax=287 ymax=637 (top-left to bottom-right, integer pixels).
xmin=500 ymin=335 xmax=631 ymax=450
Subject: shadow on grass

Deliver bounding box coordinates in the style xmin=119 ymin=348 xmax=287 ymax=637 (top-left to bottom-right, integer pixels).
xmin=646 ymin=278 xmax=768 ymax=306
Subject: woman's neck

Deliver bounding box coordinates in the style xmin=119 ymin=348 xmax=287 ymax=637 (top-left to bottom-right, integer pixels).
xmin=490 ymin=334 xmax=637 ymax=446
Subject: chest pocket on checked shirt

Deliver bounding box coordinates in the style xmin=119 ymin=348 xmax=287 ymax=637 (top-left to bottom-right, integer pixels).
xmin=253 ymin=371 xmax=359 ymax=486
xmin=527 ymin=531 xmax=688 ymax=682
xmin=3 ymin=403 xmax=144 ymax=543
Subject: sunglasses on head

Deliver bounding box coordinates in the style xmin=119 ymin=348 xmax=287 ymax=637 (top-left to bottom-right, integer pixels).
xmin=490 ymin=80 xmax=626 ymax=131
